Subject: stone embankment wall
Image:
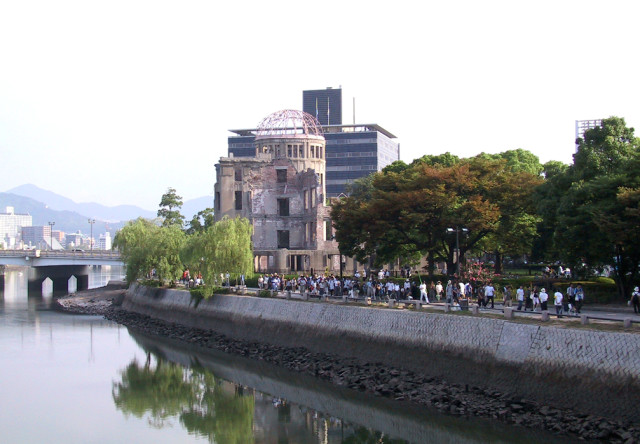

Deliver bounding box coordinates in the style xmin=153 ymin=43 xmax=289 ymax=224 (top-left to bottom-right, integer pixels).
xmin=122 ymin=284 xmax=640 ymax=422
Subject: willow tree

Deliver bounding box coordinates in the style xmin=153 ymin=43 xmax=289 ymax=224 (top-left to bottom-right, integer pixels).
xmin=113 ymin=218 xmax=186 ymax=284
xmin=182 ymin=216 xmax=253 ymax=295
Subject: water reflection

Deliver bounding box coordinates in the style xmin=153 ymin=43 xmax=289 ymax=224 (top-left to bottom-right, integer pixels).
xmin=112 ymin=351 xmax=410 ymax=444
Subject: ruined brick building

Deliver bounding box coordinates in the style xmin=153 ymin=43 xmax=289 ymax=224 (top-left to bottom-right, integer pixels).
xmin=214 ymin=110 xmax=341 ymax=274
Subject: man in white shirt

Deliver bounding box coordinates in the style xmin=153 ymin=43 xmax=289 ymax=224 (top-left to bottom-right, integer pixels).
xmin=554 ymin=289 xmax=564 ymax=317
xmin=484 ymin=283 xmax=495 ymax=308
xmin=419 ymin=282 xmax=429 ymax=303
xmin=516 ymin=285 xmax=525 ymax=311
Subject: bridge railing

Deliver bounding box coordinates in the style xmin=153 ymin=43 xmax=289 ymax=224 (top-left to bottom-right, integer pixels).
xmin=0 ymin=249 xmax=121 ymax=259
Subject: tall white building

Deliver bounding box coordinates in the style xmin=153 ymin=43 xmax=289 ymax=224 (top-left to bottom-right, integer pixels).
xmin=575 ymin=119 xmax=602 ymax=151
xmin=97 ymin=232 xmax=112 ymax=250
xmin=0 ymin=206 xmax=32 ymax=248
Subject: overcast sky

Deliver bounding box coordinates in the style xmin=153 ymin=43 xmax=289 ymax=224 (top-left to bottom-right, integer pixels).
xmin=1 ymin=0 xmax=639 ymax=210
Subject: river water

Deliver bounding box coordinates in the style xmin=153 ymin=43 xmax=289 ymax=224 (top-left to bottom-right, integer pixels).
xmin=0 ymin=267 xmax=571 ymax=444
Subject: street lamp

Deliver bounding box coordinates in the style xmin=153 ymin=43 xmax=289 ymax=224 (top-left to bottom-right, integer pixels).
xmin=447 ymin=227 xmax=468 ymax=276
xmin=48 ymin=221 xmax=55 ymax=250
xmin=88 ymin=219 xmax=95 ymax=251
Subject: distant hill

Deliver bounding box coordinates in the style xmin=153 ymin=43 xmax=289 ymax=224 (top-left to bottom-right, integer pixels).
xmin=6 ymin=184 xmax=156 ymax=222
xmin=0 ymin=192 xmax=123 ymax=236
xmin=4 ymin=184 xmax=214 ymax=228
xmin=182 ymin=195 xmax=214 ymax=221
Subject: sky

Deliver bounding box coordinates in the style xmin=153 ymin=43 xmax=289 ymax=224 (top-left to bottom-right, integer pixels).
xmin=1 ymin=0 xmax=639 ymax=211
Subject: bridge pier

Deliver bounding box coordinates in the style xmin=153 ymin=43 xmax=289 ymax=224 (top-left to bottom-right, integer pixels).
xmin=28 ymin=266 xmax=90 ymax=295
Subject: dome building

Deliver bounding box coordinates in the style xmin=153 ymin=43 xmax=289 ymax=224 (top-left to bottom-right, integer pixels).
xmin=214 ymin=110 xmax=340 ymax=274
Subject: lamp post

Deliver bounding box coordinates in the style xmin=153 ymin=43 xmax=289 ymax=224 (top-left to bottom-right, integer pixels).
xmin=447 ymin=227 xmax=468 ymax=276
xmin=48 ymin=221 xmax=55 ymax=250
xmin=88 ymin=219 xmax=95 ymax=251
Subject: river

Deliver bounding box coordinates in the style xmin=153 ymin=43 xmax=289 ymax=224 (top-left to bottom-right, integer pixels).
xmin=0 ymin=266 xmax=572 ymax=443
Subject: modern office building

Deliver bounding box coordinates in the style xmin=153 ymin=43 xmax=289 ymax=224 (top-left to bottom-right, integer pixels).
xmin=302 ymin=88 xmax=342 ymax=125
xmin=215 ymin=110 xmax=340 ymax=274
xmin=0 ymin=206 xmax=32 ymax=248
xmin=21 ymin=225 xmax=52 ymax=249
xmin=228 ymin=89 xmax=399 ymax=197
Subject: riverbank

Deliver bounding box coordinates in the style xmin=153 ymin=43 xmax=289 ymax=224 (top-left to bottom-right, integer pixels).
xmin=58 ymin=283 xmax=640 ymax=443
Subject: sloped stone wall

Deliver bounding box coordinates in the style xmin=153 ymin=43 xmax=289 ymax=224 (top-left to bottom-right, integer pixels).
xmin=122 ymin=284 xmax=640 ymax=422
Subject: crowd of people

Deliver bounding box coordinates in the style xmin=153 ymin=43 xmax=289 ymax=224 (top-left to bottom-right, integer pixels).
xmin=514 ymin=283 xmax=585 ymax=315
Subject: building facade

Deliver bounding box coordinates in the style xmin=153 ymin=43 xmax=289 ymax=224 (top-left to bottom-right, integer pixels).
xmin=0 ymin=206 xmax=32 ymax=248
xmin=302 ymin=88 xmax=342 ymax=126
xmin=215 ymin=110 xmax=340 ymax=274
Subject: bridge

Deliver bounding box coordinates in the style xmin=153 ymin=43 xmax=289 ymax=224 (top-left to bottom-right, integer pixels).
xmin=0 ymin=250 xmax=124 ymax=294
xmin=0 ymin=249 xmax=123 ymax=267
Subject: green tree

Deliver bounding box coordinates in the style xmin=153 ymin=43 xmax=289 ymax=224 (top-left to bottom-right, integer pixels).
xmin=181 ymin=216 xmax=254 ymax=295
xmin=551 ymin=117 xmax=640 ymax=298
xmin=113 ymin=218 xmax=186 ymax=284
xmin=333 ymin=158 xmax=533 ymax=276
xmin=185 ymin=208 xmax=215 ymax=235
xmin=158 ymin=187 xmax=185 ymax=228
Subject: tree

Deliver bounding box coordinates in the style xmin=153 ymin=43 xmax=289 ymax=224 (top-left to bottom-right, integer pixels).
xmin=332 ymin=157 xmax=539 ymax=276
xmin=181 ymin=216 xmax=253 ymax=295
xmin=551 ymin=117 xmax=640 ymax=298
xmin=158 ymin=187 xmax=185 ymax=228
xmin=185 ymin=208 xmax=215 ymax=235
xmin=113 ymin=218 xmax=186 ymax=284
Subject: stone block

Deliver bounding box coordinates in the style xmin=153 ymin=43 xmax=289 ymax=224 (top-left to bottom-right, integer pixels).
xmin=415 ymin=301 xmax=422 ymax=310
xmin=624 ymin=318 xmax=632 ymax=328
xmin=444 ymin=303 xmax=451 ymax=313
xmin=286 ymin=291 xmax=291 ymax=300
xmin=388 ymin=300 xmax=395 ymax=308
xmin=504 ymin=307 xmax=514 ymax=320
xmin=471 ymin=305 xmax=479 ymax=315
xmin=581 ymin=314 xmax=589 ymax=325
xmin=540 ymin=311 xmax=549 ymax=322
xmin=342 ymin=295 xmax=347 ymax=303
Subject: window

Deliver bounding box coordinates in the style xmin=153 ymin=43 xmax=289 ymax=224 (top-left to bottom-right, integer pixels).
xmin=310 ymin=146 xmax=315 ymax=158
xmin=215 ymin=192 xmax=220 ymax=211
xmin=277 ymin=169 xmax=287 ymax=183
xmin=287 ymin=145 xmax=292 ymax=157
xmin=235 ymin=191 xmax=242 ymax=210
xmin=277 ymin=198 xmax=289 ymax=216
xmin=325 ymin=220 xmax=332 ymax=240
xmin=300 ymin=146 xmax=305 ymax=158
xmin=277 ymin=230 xmax=290 ymax=249
xmin=235 ymin=169 xmax=242 ymax=181
xmin=304 ymin=190 xmax=308 ymax=210
xmin=310 ymin=189 xmax=316 ymax=208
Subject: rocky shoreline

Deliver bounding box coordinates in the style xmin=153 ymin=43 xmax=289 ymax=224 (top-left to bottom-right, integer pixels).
xmin=56 ymin=286 xmax=640 ymax=443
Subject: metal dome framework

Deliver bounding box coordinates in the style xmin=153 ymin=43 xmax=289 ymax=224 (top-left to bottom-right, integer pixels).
xmin=256 ymin=109 xmax=324 ymax=139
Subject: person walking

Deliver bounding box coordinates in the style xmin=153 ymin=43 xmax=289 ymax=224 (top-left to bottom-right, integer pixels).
xmin=484 ymin=282 xmax=495 ymax=309
xmin=630 ymin=287 xmax=640 ymax=314
xmin=516 ymin=285 xmax=525 ymax=311
xmin=539 ymin=288 xmax=549 ymax=311
xmin=574 ymin=285 xmax=585 ymax=313
xmin=554 ymin=289 xmax=564 ymax=318
xmin=503 ymin=285 xmax=512 ymax=308
xmin=419 ymin=281 xmax=429 ymax=303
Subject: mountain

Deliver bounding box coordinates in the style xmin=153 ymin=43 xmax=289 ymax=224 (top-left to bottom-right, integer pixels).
xmin=6 ymin=184 xmax=156 ymax=222
xmin=182 ymin=195 xmax=214 ymax=221
xmin=0 ymin=192 xmax=124 ymax=236
xmin=4 ymin=184 xmax=214 ymax=226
